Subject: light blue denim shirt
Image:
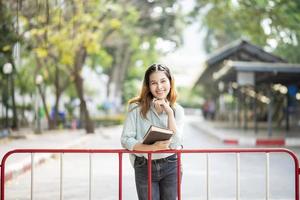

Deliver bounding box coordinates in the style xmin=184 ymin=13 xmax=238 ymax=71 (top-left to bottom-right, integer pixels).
xmin=121 ymin=102 xmax=185 ymax=163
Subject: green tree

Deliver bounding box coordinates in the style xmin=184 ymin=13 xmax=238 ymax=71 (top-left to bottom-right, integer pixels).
xmin=191 ymin=0 xmax=300 ymax=62
xmin=0 ymin=1 xmax=19 ymax=129
xmin=1 ymin=0 xmax=187 ymax=133
xmin=13 ymin=0 xmax=119 ymax=132
xmin=115 ymin=0 xmax=185 ymax=104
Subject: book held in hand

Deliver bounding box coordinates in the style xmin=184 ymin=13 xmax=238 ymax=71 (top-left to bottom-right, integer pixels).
xmin=142 ymin=125 xmax=174 ymax=145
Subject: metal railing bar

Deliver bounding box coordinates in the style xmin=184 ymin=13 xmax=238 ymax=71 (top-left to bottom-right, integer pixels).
xmin=177 ymin=152 xmax=182 ymax=200
xmin=60 ymin=153 xmax=64 ymax=200
xmin=118 ymin=152 xmax=123 ymax=200
xmin=89 ymin=153 xmax=92 ymax=200
xmin=236 ymin=153 xmax=240 ymax=200
xmin=206 ymin=153 xmax=210 ymax=200
xmin=1 ymin=148 xmax=299 ymax=200
xmin=1 ymin=148 xmax=298 ymax=155
xmin=0 ymin=164 xmax=1 ymax=194
xmin=147 ymin=153 xmax=152 ymax=200
xmin=31 ymin=153 xmax=34 ymax=200
xmin=266 ymin=153 xmax=270 ymax=200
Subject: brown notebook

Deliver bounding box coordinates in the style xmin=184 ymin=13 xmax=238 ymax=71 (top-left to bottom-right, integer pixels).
xmin=142 ymin=125 xmax=174 ymax=145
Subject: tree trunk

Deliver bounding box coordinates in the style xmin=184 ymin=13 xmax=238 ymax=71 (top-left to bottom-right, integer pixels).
xmin=53 ymin=93 xmax=61 ymax=128
xmin=116 ymin=44 xmax=131 ymax=102
xmin=34 ymin=56 xmax=54 ymax=129
xmin=73 ymin=47 xmax=94 ymax=133
xmin=37 ymin=84 xmax=54 ymax=129
xmin=10 ymin=69 xmax=19 ymax=130
xmin=52 ymin=64 xmax=62 ymax=128
xmin=107 ymin=43 xmax=131 ymax=108
xmin=8 ymin=60 xmax=19 ymax=130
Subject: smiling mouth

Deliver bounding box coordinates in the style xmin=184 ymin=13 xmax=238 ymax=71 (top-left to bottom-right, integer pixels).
xmin=156 ymin=91 xmax=164 ymax=94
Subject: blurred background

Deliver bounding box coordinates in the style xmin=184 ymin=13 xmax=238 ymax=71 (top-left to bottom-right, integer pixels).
xmin=0 ymin=0 xmax=299 ymax=135
xmin=1 ymin=1 xmax=300 ymax=199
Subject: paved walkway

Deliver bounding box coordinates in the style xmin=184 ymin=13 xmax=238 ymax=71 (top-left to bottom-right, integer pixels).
xmin=188 ymin=115 xmax=300 ymax=147
xmin=1 ymin=115 xmax=300 ymax=184
xmin=0 ymin=128 xmax=91 ymax=182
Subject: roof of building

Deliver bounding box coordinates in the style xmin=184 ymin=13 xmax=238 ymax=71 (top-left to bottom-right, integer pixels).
xmin=194 ymin=39 xmax=287 ymax=86
xmin=214 ymin=61 xmax=300 ymax=85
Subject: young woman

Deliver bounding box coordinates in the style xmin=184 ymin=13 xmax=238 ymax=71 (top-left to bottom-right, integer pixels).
xmin=121 ymin=63 xmax=185 ymax=200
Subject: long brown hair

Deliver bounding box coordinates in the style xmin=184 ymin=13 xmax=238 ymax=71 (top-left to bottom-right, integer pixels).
xmin=128 ymin=63 xmax=177 ymax=118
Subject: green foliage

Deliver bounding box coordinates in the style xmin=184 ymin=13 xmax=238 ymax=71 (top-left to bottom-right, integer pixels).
xmin=93 ymin=114 xmax=125 ymax=127
xmin=192 ymin=0 xmax=300 ymax=62
xmin=122 ymin=79 xmax=141 ymax=104
xmin=0 ymin=0 xmax=187 ymax=130
xmin=177 ymin=86 xmax=204 ymax=108
xmin=0 ymin=13 xmax=18 ymax=45
xmin=0 ymin=4 xmax=18 ymax=70
xmin=274 ymin=39 xmax=300 ymax=63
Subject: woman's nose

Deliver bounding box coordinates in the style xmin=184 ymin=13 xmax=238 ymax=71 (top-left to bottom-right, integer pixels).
xmin=158 ymin=83 xmax=163 ymax=89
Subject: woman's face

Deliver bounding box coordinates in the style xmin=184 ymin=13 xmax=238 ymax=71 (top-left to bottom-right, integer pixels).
xmin=149 ymin=71 xmax=171 ymax=99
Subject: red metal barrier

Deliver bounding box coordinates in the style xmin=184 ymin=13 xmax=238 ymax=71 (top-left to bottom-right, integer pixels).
xmin=1 ymin=148 xmax=299 ymax=200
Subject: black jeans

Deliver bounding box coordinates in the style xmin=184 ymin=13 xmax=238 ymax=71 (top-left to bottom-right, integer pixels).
xmin=134 ymin=154 xmax=181 ymax=200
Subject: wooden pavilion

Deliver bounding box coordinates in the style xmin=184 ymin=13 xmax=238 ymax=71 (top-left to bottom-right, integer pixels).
xmin=194 ymin=39 xmax=300 ymax=136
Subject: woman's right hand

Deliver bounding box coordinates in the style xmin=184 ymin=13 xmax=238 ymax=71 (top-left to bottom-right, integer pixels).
xmin=133 ymin=140 xmax=171 ymax=151
xmin=153 ymin=140 xmax=171 ymax=151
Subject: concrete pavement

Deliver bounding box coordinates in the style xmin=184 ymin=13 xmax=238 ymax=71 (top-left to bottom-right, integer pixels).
xmin=188 ymin=115 xmax=300 ymax=147
xmin=2 ymin=115 xmax=300 ymax=185
xmin=0 ymin=128 xmax=90 ymax=182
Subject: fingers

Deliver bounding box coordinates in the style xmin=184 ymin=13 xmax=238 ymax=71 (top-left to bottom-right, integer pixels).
xmin=153 ymin=140 xmax=171 ymax=150
xmin=153 ymin=99 xmax=165 ymax=114
xmin=152 ymin=98 xmax=172 ymax=115
xmin=153 ymin=101 xmax=164 ymax=114
xmin=154 ymin=140 xmax=167 ymax=145
xmin=154 ymin=99 xmax=168 ymax=107
xmin=156 ymin=141 xmax=169 ymax=145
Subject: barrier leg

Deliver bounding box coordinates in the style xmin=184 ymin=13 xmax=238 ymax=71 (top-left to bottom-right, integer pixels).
xmin=147 ymin=153 xmax=152 ymax=200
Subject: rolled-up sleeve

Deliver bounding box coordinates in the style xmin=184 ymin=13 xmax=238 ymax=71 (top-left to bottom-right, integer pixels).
xmin=121 ymin=104 xmax=139 ymax=151
xmin=170 ymin=105 xmax=185 ymax=149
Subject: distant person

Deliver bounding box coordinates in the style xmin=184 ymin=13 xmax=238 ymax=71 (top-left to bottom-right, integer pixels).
xmin=208 ymin=99 xmax=216 ymax=120
xmin=121 ymin=63 xmax=185 ymax=200
xmin=202 ymin=100 xmax=209 ymax=119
